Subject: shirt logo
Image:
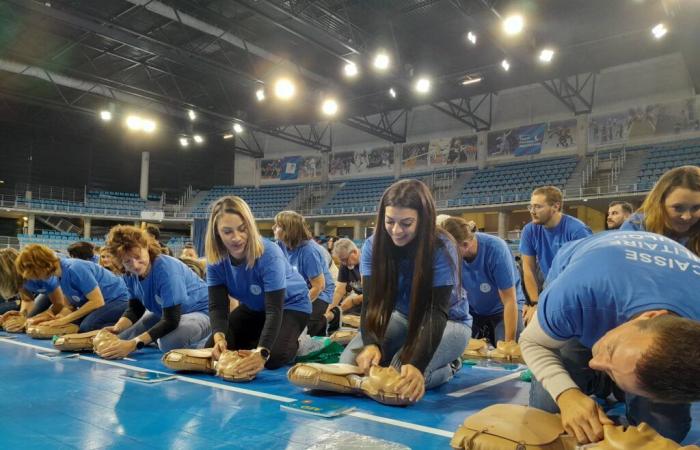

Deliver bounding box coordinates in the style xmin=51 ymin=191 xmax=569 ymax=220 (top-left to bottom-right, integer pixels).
xmin=155 ymin=294 xmax=163 ymax=305
xmin=479 ymin=283 xmax=492 ymax=293
xmin=250 ymin=284 xmax=262 ymax=296
xmin=72 ymin=295 xmax=81 ymax=303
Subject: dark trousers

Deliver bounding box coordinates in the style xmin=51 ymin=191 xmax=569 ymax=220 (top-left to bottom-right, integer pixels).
xmin=529 ymin=339 xmax=691 ymax=443
xmin=27 ymin=294 xmax=51 ymax=317
xmin=0 ymin=300 xmax=20 ymax=315
xmin=224 ymin=304 xmax=309 ymax=370
xmin=307 ymin=299 xmax=330 ymax=337
xmin=26 ymin=294 xmax=127 ymax=332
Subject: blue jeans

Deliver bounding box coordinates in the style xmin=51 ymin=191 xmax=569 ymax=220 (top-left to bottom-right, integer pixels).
xmin=339 ymin=310 xmax=471 ymax=389
xmin=79 ymin=301 xmax=128 ymax=332
xmin=0 ymin=299 xmax=20 ymax=315
xmin=120 ymin=311 xmax=211 ymax=352
xmin=529 ymin=339 xmax=691 ymax=443
xmin=27 ymin=294 xmax=51 ymax=317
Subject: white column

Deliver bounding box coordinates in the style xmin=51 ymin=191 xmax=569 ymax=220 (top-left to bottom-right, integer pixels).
xmin=140 ymin=151 xmax=150 ymax=200
xmin=314 ymin=221 xmax=322 ymax=236
xmin=394 ymin=143 xmax=402 ymax=179
xmin=497 ymin=211 xmax=509 ymax=239
xmin=83 ymin=218 xmax=91 ymax=239
xmin=477 ymin=131 xmax=487 ymax=170
xmin=577 ymin=114 xmax=589 ymax=157
xmin=28 ymin=214 xmax=35 ymax=236
xmin=353 ymin=220 xmax=362 ymax=240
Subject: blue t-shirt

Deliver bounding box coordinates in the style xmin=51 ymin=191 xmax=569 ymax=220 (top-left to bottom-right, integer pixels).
xmin=462 ymin=233 xmax=526 ymax=316
xmin=519 ymin=214 xmax=592 ymax=276
xmin=207 ymin=238 xmax=312 ymax=314
xmin=621 ymin=212 xmax=690 ymax=247
xmin=287 ymin=240 xmax=335 ymax=304
xmin=538 ymin=230 xmax=700 ymax=348
xmin=57 ymin=258 xmax=129 ymax=308
xmin=361 ymin=233 xmax=472 ymax=326
xmin=123 ymin=255 xmax=209 ymax=317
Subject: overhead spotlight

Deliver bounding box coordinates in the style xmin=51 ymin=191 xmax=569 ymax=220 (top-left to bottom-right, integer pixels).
xmin=274 ymin=78 xmax=296 ymax=101
xmin=179 ymin=137 xmax=189 ymax=148
xmin=125 ymin=115 xmax=142 ymax=131
xmin=501 ymin=59 xmax=510 ymax=72
xmin=187 ymin=109 xmax=197 ymax=121
xmin=142 ymin=119 xmax=156 ymax=134
xmin=388 ymin=87 xmax=397 ymax=98
xmin=255 ymin=88 xmax=265 ymax=102
xmin=343 ymin=62 xmax=358 ymax=78
xmin=467 ymin=31 xmax=477 ymax=45
xmin=539 ymin=48 xmax=555 ymax=63
xmin=233 ymin=123 xmax=244 ymax=134
xmin=414 ymin=77 xmax=431 ymax=94
xmin=503 ymin=14 xmax=524 ymax=36
xmin=652 ymin=23 xmax=667 ymax=39
xmin=193 ymin=134 xmax=204 ymax=144
xmin=461 ymin=75 xmax=482 ymax=86
xmin=22 ymin=216 xmax=28 ymax=221
xmin=99 ymin=110 xmax=112 ymax=122
xmin=223 ymin=134 xmax=234 ymax=140
xmin=321 ymin=98 xmax=338 ymax=117
xmin=373 ymin=51 xmax=390 ymax=71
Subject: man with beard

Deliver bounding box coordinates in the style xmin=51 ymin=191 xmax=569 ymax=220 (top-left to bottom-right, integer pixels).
xmin=606 ymin=201 xmax=633 ymax=230
xmin=519 ymin=186 xmax=591 ymax=324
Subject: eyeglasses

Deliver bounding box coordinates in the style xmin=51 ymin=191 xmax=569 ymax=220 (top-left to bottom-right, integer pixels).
xmin=527 ymin=204 xmax=547 ymax=212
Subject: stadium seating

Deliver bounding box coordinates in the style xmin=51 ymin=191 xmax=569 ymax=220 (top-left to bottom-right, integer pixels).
xmin=191 ymin=184 xmax=307 ymax=219
xmin=637 ymin=139 xmax=700 ymax=190
xmin=17 ymin=230 xmax=104 ymax=253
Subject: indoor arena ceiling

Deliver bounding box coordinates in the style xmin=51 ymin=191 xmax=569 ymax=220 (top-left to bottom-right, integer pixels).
xmin=1 ymin=0 xmax=699 ymax=154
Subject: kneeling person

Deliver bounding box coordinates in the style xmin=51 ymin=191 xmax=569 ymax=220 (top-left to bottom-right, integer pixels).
xmin=520 ymin=230 xmax=700 ymax=444
xmin=98 ymin=226 xmax=210 ymax=359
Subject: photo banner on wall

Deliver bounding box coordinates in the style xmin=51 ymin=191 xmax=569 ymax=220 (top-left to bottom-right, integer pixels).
xmin=488 ymin=123 xmax=545 ymax=157
xmin=543 ymin=119 xmax=576 ymax=150
xmin=401 ymin=142 xmax=429 ymax=169
xmin=330 ymin=147 xmax=394 ymax=176
xmin=261 ymin=159 xmax=281 ymax=179
xmin=280 ymin=156 xmax=302 ymax=180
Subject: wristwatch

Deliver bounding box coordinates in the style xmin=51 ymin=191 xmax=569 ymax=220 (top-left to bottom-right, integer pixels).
xmin=135 ymin=339 xmax=146 ymax=350
xmin=257 ymin=347 xmax=271 ymax=361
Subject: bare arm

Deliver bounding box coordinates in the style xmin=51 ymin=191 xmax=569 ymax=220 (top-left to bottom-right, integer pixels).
xmin=498 ymin=286 xmax=518 ymax=342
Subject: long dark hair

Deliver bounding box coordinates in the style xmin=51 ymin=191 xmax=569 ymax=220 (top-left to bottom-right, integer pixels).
xmin=366 ymin=179 xmax=438 ymax=364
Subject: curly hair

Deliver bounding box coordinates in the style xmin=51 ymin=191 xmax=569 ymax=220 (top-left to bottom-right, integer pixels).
xmin=15 ymin=244 xmax=60 ymax=280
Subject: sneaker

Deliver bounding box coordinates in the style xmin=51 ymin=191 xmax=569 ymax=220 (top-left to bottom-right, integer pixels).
xmin=449 ymin=358 xmax=463 ymax=375
xmin=297 ymin=333 xmax=329 ymax=357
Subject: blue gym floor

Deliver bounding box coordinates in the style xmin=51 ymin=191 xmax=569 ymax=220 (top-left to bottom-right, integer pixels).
xmin=2 ymin=335 xmax=699 ymax=450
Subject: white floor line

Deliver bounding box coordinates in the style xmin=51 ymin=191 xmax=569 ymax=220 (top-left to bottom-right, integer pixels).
xmin=1 ymin=339 xmax=455 ymax=439
xmin=447 ymin=370 xmax=524 ymax=397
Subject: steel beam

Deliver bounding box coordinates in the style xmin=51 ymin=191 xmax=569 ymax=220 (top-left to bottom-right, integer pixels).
xmin=431 ymin=93 xmax=493 ymax=132
xmin=540 ymin=73 xmax=596 ymax=115
xmin=343 ymin=109 xmax=410 ymax=144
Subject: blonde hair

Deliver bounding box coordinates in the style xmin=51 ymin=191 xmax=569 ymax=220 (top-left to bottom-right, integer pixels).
xmin=274 ymin=210 xmax=312 ymax=249
xmin=532 ymin=185 xmax=563 ymax=208
xmin=0 ymin=248 xmax=22 ymax=299
xmin=205 ymin=196 xmax=264 ymax=268
xmin=15 ymin=244 xmax=60 ymax=280
xmin=639 ymin=165 xmax=700 ymax=255
xmin=442 ymin=217 xmax=478 ymax=244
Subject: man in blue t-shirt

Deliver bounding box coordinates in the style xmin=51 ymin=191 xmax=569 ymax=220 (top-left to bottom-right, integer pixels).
xmin=519 ymin=186 xmax=591 ymax=323
xmin=520 ymin=231 xmax=700 ymax=445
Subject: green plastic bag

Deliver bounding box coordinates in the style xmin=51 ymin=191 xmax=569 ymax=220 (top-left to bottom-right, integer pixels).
xmin=295 ymin=341 xmax=345 ymax=364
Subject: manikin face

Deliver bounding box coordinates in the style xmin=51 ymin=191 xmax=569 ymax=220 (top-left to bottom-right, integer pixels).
xmin=664 ymin=187 xmax=700 ymax=235
xmin=528 ymin=194 xmax=559 ymax=225
xmin=589 ymin=311 xmax=668 ymax=398
xmin=217 ymin=213 xmax=249 ymax=260
xmin=593 ymin=423 xmax=680 ymax=450
xmin=384 ymin=206 xmax=419 ymax=247
xmin=121 ymin=246 xmax=151 ymax=277
xmin=606 ymin=205 xmax=630 ymax=230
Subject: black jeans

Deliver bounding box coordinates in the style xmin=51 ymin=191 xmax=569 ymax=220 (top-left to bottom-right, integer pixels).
xmin=307 ymin=299 xmax=330 ymax=337
xmin=223 ymin=303 xmax=309 ymax=370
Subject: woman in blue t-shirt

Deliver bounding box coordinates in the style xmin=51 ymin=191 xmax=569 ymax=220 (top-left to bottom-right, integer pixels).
xmin=95 ymin=226 xmax=211 ymax=360
xmin=205 ymin=196 xmax=311 ymax=377
xmin=442 ymin=217 xmax=525 ymax=345
xmin=273 ymin=210 xmax=337 ymax=337
xmin=339 ymin=179 xmax=471 ymax=403
xmin=622 ymin=165 xmax=700 ymax=255
xmin=15 ymin=244 xmax=129 ymax=332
